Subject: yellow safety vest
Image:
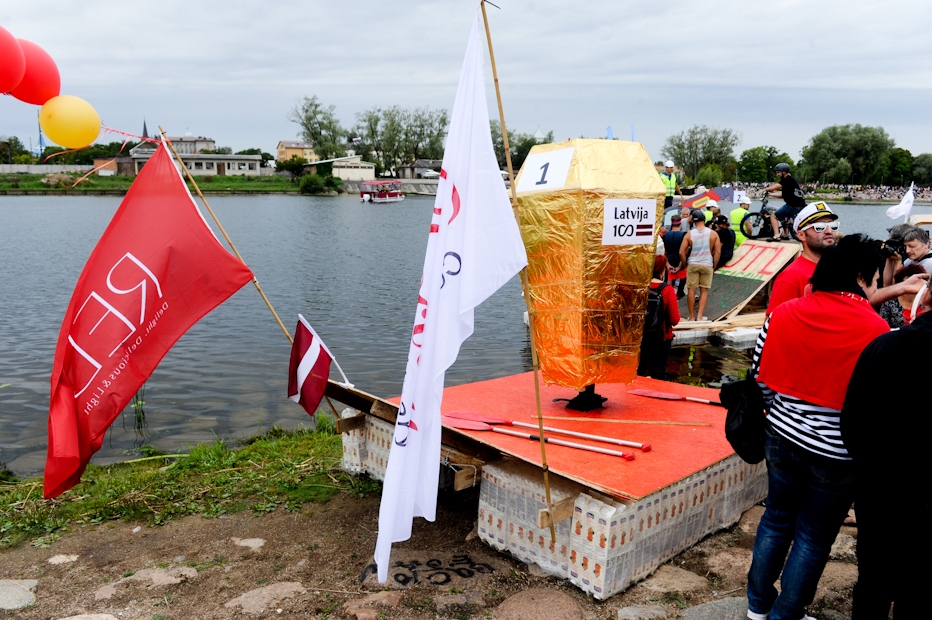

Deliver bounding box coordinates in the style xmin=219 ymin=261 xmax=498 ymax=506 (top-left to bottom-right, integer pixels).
xmin=660 ymin=171 xmax=677 ymax=197
xmin=730 ymin=207 xmax=749 ymax=247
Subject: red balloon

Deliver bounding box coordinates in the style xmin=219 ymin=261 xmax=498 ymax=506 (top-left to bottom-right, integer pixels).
xmin=0 ymin=26 xmax=25 ymax=93
xmin=11 ymin=39 xmax=60 ymax=105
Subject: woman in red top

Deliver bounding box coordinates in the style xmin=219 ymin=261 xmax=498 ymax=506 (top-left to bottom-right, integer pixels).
xmin=637 ymin=255 xmax=680 ymax=380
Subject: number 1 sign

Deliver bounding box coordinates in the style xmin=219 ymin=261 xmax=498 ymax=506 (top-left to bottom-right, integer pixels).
xmin=516 ymin=147 xmax=575 ymax=193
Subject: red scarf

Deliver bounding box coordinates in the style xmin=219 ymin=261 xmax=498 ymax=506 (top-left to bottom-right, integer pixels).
xmin=758 ymin=291 xmax=889 ymax=410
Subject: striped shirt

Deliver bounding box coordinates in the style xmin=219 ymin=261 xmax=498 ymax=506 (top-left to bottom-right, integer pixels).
xmin=689 ymin=227 xmax=713 ymax=266
xmin=751 ymin=317 xmax=850 ymax=460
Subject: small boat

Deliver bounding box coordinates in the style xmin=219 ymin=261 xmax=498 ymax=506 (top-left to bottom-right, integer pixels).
xmin=360 ymin=180 xmax=404 ymax=203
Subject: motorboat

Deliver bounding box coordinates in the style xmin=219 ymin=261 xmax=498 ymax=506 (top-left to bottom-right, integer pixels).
xmin=360 ymin=180 xmax=404 ymax=203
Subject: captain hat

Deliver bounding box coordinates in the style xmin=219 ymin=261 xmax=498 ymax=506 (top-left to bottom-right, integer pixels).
xmin=793 ymin=201 xmax=837 ymax=233
xmin=664 ymin=160 xmax=675 ymax=167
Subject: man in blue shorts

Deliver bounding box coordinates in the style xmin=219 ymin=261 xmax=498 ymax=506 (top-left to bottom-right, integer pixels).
xmin=763 ymin=163 xmax=807 ymax=241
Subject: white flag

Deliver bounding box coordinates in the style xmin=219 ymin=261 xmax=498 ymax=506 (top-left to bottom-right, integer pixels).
xmin=887 ymin=182 xmax=915 ymax=220
xmin=374 ymin=11 xmax=528 ymax=582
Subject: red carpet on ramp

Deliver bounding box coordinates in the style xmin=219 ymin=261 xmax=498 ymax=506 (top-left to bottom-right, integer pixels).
xmin=436 ymin=373 xmax=732 ymax=500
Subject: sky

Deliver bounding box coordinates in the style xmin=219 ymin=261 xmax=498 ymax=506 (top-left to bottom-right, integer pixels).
xmin=2 ymin=0 xmax=931 ymax=164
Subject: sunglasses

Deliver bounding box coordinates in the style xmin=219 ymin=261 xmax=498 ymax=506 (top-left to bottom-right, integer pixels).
xmin=801 ymin=221 xmax=840 ymax=233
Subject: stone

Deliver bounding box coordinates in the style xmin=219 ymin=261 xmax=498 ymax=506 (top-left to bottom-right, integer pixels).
xmin=527 ymin=563 xmax=550 ymax=577
xmin=681 ymin=597 xmax=749 ymax=620
xmin=495 ymin=588 xmax=583 ymax=620
xmin=830 ymin=533 xmax=856 ymax=561
xmin=738 ymin=505 xmax=765 ymax=535
xmin=58 ymin=615 xmax=119 ymax=620
xmin=639 ymin=565 xmax=709 ymax=595
xmin=94 ymin=584 xmax=117 ymax=601
xmin=432 ymin=590 xmax=485 ymax=610
xmin=616 ymin=604 xmax=669 ymax=619
xmin=819 ymin=610 xmax=851 ymax=620
xmin=224 ymin=582 xmax=306 ymax=615
xmin=0 ymin=579 xmax=38 ymax=610
xmin=231 ymin=537 xmax=266 ymax=551
xmin=123 ymin=566 xmax=197 ymax=587
xmin=706 ymin=548 xmax=753 ymax=584
xmin=48 ymin=554 xmax=79 ymax=565
xmin=173 ymin=555 xmax=186 ymax=563
xmin=343 ymin=591 xmax=405 ymax=620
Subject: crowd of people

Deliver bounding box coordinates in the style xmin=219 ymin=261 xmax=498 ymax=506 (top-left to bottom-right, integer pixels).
xmin=741 ymin=181 xmax=932 ymax=203
xmin=638 ymin=181 xmax=931 ymax=617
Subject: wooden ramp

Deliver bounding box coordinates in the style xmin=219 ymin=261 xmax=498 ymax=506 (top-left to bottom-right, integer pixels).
xmin=678 ymin=239 xmax=800 ymax=321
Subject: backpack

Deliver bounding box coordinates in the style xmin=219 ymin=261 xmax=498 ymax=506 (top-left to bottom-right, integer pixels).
xmin=720 ymin=372 xmax=766 ymax=464
xmin=644 ymin=283 xmax=668 ymax=340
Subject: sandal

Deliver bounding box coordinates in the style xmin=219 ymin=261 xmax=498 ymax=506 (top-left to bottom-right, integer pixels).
xmin=767 ymin=236 xmax=782 ymax=242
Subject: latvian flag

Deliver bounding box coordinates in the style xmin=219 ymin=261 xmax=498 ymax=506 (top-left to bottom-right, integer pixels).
xmin=636 ymin=224 xmax=653 ymax=237
xmin=287 ymin=315 xmax=350 ymax=417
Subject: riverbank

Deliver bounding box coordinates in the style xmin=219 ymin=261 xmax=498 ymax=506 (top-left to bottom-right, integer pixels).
xmin=0 ymin=424 xmax=858 ymax=619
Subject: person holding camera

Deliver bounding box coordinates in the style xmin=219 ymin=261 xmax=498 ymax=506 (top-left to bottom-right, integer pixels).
xmin=747 ymin=234 xmax=890 ymax=620
xmin=842 ymin=278 xmax=932 ymax=619
xmin=903 ymin=226 xmax=932 ymax=274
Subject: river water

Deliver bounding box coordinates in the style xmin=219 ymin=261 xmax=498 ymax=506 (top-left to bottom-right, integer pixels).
xmin=0 ymin=195 xmax=914 ymax=475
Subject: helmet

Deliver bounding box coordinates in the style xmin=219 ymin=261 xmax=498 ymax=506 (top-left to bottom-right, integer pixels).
xmin=664 ymin=160 xmax=675 ymax=167
xmin=739 ymin=195 xmax=752 ymax=205
xmin=775 ymin=163 xmax=791 ymax=173
xmin=705 ymin=200 xmax=718 ymax=208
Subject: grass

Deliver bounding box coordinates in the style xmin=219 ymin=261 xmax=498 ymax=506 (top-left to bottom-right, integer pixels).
xmin=0 ymin=173 xmax=306 ymax=193
xmin=0 ymin=419 xmax=381 ymax=550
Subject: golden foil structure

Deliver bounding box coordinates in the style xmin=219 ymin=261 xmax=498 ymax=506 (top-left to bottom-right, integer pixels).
xmin=515 ymin=139 xmax=665 ymax=390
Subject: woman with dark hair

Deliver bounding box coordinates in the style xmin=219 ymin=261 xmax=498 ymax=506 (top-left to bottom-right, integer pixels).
xmin=637 ymin=254 xmax=680 ymax=380
xmin=746 ymin=234 xmax=889 ymax=620
xmin=713 ymin=214 xmax=735 ymax=269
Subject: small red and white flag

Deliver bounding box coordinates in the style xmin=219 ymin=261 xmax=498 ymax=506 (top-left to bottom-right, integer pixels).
xmin=288 ymin=314 xmax=351 ymax=417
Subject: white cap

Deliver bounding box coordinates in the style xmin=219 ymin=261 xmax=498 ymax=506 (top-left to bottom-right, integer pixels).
xmin=793 ymin=201 xmax=837 ymax=233
xmin=705 ymin=200 xmax=718 ymax=208
xmin=739 ymin=195 xmax=752 ymax=205
xmin=664 ymin=160 xmax=674 ymax=167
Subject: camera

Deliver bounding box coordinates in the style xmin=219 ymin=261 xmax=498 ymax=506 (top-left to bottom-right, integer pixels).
xmin=879 ymin=237 xmax=907 ymax=261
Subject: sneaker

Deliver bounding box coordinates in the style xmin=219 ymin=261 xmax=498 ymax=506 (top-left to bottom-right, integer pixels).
xmin=747 ymin=611 xmax=768 ymax=620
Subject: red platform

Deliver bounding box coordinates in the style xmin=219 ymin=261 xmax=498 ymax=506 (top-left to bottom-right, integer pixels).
xmin=436 ymin=373 xmax=731 ymax=500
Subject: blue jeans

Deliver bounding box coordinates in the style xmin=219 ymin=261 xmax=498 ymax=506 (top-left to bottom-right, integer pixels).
xmin=747 ymin=426 xmax=856 ymax=620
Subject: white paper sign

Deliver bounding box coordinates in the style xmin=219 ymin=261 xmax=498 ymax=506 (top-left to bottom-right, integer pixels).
xmin=516 ymin=147 xmax=575 ymax=193
xmin=602 ymin=198 xmax=658 ymax=246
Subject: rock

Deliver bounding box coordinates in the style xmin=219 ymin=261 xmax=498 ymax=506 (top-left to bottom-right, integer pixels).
xmin=465 ymin=522 xmax=479 ymax=541
xmin=297 ymin=559 xmax=307 ymax=567
xmin=0 ymin=579 xmax=38 ymax=610
xmin=616 ymin=604 xmax=669 ymax=619
xmin=830 ymin=533 xmax=856 ymax=561
xmin=343 ymin=591 xmax=405 ymax=620
xmin=639 ymin=565 xmax=709 ymax=595
xmin=48 ymin=554 xmax=78 ymax=565
xmin=432 ymin=591 xmax=485 ymax=610
xmin=706 ymin=548 xmax=753 ymax=584
xmin=123 ymin=567 xmax=196 ymax=586
xmin=173 ymin=555 xmax=186 ymax=563
xmin=94 ymin=584 xmax=117 ymax=601
xmin=58 ymin=615 xmax=120 ymax=620
xmin=231 ymin=537 xmax=266 ymax=551
xmin=738 ymin=506 xmax=765 ymax=535
xmin=527 ymin=563 xmax=550 ymax=578
xmin=819 ymin=610 xmax=851 ymax=620
xmin=495 ymin=588 xmax=583 ymax=620
xmin=681 ymin=597 xmax=749 ymax=620
xmin=224 ymin=582 xmax=306 ymax=615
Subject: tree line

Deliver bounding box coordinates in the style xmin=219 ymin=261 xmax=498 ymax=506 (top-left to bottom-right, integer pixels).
xmin=660 ymin=124 xmax=932 ymax=187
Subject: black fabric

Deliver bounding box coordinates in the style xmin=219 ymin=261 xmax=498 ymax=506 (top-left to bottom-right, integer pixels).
xmin=664 ymin=230 xmax=687 ymax=267
xmin=779 ymin=174 xmax=807 ymax=208
xmin=716 ymin=227 xmax=735 ymax=268
xmin=643 ymin=283 xmax=668 ymax=340
xmin=720 ymin=372 xmax=766 ymax=464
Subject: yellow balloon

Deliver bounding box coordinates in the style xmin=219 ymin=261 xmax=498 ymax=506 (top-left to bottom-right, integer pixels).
xmin=39 ymin=95 xmax=101 ymax=149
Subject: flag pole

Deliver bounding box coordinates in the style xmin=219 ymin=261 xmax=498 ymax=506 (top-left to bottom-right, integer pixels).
xmin=158 ymin=126 xmax=294 ymax=346
xmin=479 ymin=0 xmax=557 ymax=543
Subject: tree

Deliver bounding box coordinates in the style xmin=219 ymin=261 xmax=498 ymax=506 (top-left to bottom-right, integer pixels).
xmin=0 ymin=135 xmax=29 ymax=164
xmin=798 ymin=124 xmax=894 ymax=185
xmin=350 ymin=105 xmax=449 ymax=175
xmin=289 ymin=95 xmax=347 ymax=160
xmin=489 ymin=121 xmax=553 ymax=172
xmin=201 ymin=146 xmax=233 ymax=155
xmin=737 ymin=146 xmax=795 ymax=183
xmin=236 ymin=148 xmax=274 ymax=167
xmin=888 ymin=147 xmax=913 ymax=186
xmin=659 ymin=125 xmax=741 ymax=179
xmin=912 ymin=153 xmax=932 ymax=186
xmin=695 ymin=164 xmax=723 ymax=188
xmin=275 ymin=155 xmax=307 ymax=179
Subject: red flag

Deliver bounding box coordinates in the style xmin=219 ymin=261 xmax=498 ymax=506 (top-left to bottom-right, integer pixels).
xmin=45 ymin=140 xmax=254 ymax=498
xmin=287 ymin=315 xmax=335 ymax=417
